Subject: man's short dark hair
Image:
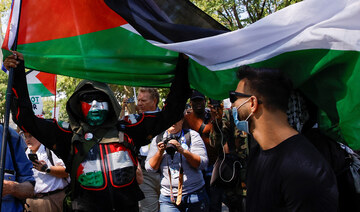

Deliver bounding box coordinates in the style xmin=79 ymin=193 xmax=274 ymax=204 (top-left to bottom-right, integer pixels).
xmin=237 ymin=65 xmax=292 ymax=112
xmin=139 ymin=87 xmax=160 ymax=106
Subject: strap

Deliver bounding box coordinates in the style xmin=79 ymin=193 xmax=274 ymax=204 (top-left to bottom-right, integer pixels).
xmin=156 ymin=131 xmax=166 ymax=144
xmin=176 ymin=166 xmax=184 ymax=205
xmin=167 ymin=155 xmax=184 ymax=205
xmin=183 ymin=129 xmax=191 ymax=147
xmin=45 ymin=147 xmax=55 ymax=166
xmin=198 ymin=122 xmax=206 ymax=136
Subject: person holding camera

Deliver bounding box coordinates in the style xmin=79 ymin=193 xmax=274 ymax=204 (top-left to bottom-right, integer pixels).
xmin=24 ymin=132 xmax=69 ymax=212
xmin=145 ymin=118 xmax=209 ymax=212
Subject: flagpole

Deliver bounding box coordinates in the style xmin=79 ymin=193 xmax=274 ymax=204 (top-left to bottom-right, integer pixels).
xmin=0 ymin=0 xmax=22 ymax=206
xmin=53 ymin=75 xmax=57 ymax=120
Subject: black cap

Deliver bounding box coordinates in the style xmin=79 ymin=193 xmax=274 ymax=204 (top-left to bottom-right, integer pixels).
xmin=191 ymin=90 xmax=205 ymax=100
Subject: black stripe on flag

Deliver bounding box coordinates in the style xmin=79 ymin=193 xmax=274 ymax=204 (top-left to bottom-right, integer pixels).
xmin=104 ymin=0 xmax=229 ymax=43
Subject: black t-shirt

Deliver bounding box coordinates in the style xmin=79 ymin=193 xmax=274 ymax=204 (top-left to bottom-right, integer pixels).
xmin=246 ymin=134 xmax=338 ymax=212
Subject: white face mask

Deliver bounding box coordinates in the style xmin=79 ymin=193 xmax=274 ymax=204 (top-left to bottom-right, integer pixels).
xmin=232 ymin=98 xmax=252 ymax=133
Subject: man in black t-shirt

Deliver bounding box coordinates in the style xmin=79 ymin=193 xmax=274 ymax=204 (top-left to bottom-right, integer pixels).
xmin=229 ymin=66 xmax=338 ymax=211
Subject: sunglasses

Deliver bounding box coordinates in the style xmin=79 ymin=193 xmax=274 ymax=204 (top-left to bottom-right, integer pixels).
xmin=80 ymin=92 xmax=108 ymax=103
xmin=229 ymin=91 xmax=262 ymax=104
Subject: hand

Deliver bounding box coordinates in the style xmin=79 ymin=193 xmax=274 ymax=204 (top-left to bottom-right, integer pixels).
xmin=185 ymin=108 xmax=193 ymax=114
xmin=157 ymin=141 xmax=166 ymax=154
xmin=3 ymin=51 xmax=24 ymax=70
xmin=168 ymin=139 xmax=184 ymax=154
xmin=208 ymin=102 xmax=223 ymax=123
xmin=32 ymin=160 xmax=48 ymax=172
xmin=2 ymin=180 xmax=17 ymax=197
xmin=122 ymin=98 xmax=128 ymax=109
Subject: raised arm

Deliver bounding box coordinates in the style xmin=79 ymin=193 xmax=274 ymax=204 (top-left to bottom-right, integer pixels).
xmin=4 ymin=51 xmax=73 ymax=161
xmin=121 ymin=54 xmax=192 ymax=147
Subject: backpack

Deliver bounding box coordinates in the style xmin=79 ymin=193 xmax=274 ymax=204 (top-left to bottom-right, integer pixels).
xmin=304 ymin=128 xmax=360 ymax=212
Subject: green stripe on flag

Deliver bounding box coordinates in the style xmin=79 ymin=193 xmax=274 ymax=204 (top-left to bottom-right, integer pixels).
xmin=28 ymin=83 xmax=54 ymax=97
xmin=16 ymin=27 xmax=178 ymax=87
xmin=189 ymin=48 xmax=360 ymax=150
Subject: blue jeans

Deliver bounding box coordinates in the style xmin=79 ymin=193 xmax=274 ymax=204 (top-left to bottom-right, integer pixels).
xmin=159 ymin=187 xmax=209 ymax=212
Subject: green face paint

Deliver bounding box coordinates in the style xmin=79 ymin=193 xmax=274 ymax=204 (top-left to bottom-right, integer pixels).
xmin=86 ymin=109 xmax=109 ymax=126
xmin=81 ymin=100 xmax=109 ymax=126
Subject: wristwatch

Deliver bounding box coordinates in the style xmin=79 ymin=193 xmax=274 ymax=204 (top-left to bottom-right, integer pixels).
xmin=45 ymin=167 xmax=51 ymax=174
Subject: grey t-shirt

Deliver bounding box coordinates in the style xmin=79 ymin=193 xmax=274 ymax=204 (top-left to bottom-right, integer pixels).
xmin=145 ymin=129 xmax=208 ymax=196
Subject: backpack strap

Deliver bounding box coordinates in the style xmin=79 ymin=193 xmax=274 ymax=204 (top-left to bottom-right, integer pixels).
xmin=183 ymin=129 xmax=191 ymax=147
xmin=156 ymin=131 xmax=166 ymax=144
xmin=198 ymin=122 xmax=206 ymax=136
xmin=45 ymin=147 xmax=55 ymax=166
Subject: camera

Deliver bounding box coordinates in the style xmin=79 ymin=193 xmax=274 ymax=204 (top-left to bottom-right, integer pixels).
xmin=209 ymin=99 xmax=221 ymax=108
xmin=161 ymin=134 xmax=179 ymax=157
xmin=125 ymin=97 xmax=135 ymax=103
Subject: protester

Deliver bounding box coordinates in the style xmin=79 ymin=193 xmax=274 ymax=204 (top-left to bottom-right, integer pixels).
xmin=4 ymin=51 xmax=191 ymax=212
xmin=183 ymin=90 xmax=217 ymax=209
xmin=231 ymin=65 xmax=338 ymax=211
xmin=24 ymin=132 xmax=69 ymax=212
xmin=136 ymin=87 xmax=162 ymax=212
xmin=184 ymin=90 xmax=216 ymax=165
xmin=145 ymin=118 xmax=209 ymax=212
xmin=208 ymin=101 xmax=247 ymax=212
xmin=0 ymin=125 xmax=35 ymax=212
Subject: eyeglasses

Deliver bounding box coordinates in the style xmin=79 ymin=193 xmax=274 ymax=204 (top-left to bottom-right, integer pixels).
xmin=229 ymin=91 xmax=262 ymax=104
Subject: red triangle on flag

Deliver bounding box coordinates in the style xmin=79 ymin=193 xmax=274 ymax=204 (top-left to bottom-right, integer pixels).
xmin=36 ymin=72 xmax=56 ymax=95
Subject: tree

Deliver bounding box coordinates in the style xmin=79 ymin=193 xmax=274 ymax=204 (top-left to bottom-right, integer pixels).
xmin=191 ymin=0 xmax=302 ymax=30
xmin=0 ymin=71 xmax=7 ymax=123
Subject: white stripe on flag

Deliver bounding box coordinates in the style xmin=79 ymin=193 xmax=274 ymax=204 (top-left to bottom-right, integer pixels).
xmin=7 ymin=0 xmax=21 ymax=50
xmin=152 ymin=0 xmax=360 ymax=71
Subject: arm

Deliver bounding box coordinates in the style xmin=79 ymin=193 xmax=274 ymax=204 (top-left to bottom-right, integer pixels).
xmin=136 ymin=161 xmax=143 ymax=184
xmin=148 ymin=141 xmax=165 ymax=171
xmin=47 ymin=166 xmax=69 ymax=178
xmin=170 ymin=130 xmax=208 ymax=169
xmin=4 ymin=51 xmax=73 ymax=161
xmin=3 ymin=128 xmax=35 ymax=198
xmin=2 ymin=181 xmax=34 ymax=199
xmin=168 ymin=139 xmax=201 ymax=168
xmin=122 ymin=54 xmax=191 ymax=147
xmin=32 ymin=160 xmax=69 ymax=178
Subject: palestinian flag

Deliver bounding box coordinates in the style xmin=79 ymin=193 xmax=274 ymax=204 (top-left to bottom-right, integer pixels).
xmin=105 ymin=0 xmax=360 ymax=150
xmin=2 ymin=0 xmax=360 ymax=149
xmin=26 ymin=70 xmax=56 ymax=97
xmin=2 ymin=0 xmax=225 ymax=87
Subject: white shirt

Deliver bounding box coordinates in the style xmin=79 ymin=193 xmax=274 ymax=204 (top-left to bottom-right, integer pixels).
xmin=26 ymin=144 xmax=69 ymax=194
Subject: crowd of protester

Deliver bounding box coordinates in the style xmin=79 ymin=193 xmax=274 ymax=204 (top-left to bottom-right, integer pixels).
xmin=2 ymin=51 xmax=360 ymax=212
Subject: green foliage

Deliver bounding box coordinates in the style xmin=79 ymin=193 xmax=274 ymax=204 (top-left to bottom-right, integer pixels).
xmin=0 ymin=71 xmax=8 ymax=122
xmin=191 ymin=0 xmax=302 ymax=30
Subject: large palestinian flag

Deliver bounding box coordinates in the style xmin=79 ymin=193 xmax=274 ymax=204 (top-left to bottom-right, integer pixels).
xmin=2 ymin=0 xmax=360 ymax=149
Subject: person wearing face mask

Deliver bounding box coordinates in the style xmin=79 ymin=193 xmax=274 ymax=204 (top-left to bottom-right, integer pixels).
xmin=208 ymin=101 xmax=248 ymax=212
xmin=230 ymin=65 xmax=339 ymax=212
xmin=4 ymin=51 xmax=191 ymax=212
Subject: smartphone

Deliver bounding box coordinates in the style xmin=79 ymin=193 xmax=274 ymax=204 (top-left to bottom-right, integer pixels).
xmin=28 ymin=153 xmax=38 ymax=162
xmin=125 ymin=97 xmax=135 ymax=103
